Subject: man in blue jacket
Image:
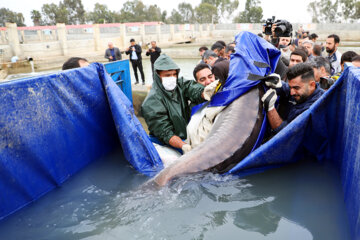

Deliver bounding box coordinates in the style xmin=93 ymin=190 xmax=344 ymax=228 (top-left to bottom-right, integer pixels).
xmin=104 ymin=42 xmax=122 ymax=62
xmin=262 ymin=63 xmax=324 ymax=134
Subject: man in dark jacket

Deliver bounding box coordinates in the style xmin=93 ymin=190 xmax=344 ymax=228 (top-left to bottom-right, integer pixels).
xmin=125 ymin=39 xmax=145 ymax=85
xmin=104 ymin=42 xmax=122 ymax=62
xmin=211 ymin=41 xmax=226 ymax=58
xmin=261 ymin=63 xmax=324 ymax=135
xmin=203 ymin=50 xmax=230 ymax=85
xmin=141 ymin=55 xmax=218 ymax=153
xmin=146 ymin=41 xmax=161 ymax=76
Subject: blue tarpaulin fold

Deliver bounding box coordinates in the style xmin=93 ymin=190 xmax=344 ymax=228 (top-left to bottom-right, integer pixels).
xmin=209 ymin=31 xmax=280 ymax=107
xmin=229 ymin=66 xmax=360 ymax=239
xmin=97 ymin=63 xmax=163 ymax=175
xmin=0 ymin=63 xmax=162 ymax=220
xmin=192 ymin=31 xmax=280 ymax=114
xmin=191 ymin=31 xmax=280 ymax=159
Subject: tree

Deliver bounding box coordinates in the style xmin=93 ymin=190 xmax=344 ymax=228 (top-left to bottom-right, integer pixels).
xmin=161 ymin=10 xmax=168 ymax=23
xmin=117 ymin=0 xmax=165 ymax=22
xmin=41 ymin=3 xmax=68 ymax=25
xmin=306 ymin=0 xmax=360 ymax=23
xmin=60 ymin=0 xmax=86 ymax=24
xmin=145 ymin=4 xmax=163 ymax=22
xmin=340 ymin=0 xmax=360 ymax=22
xmin=119 ymin=0 xmax=147 ymax=22
xmin=201 ymin=0 xmax=239 ymax=22
xmin=233 ymin=0 xmax=263 ymax=23
xmin=168 ymin=10 xmax=183 ymax=24
xmin=178 ymin=3 xmax=195 ymax=23
xmin=307 ymin=1 xmax=320 ymax=23
xmin=195 ymin=3 xmax=218 ymax=23
xmin=319 ymin=0 xmax=341 ymax=23
xmin=354 ymin=1 xmax=360 ymax=20
xmin=31 ymin=10 xmax=43 ymax=26
xmin=0 ymin=8 xmax=26 ymax=27
xmin=86 ymin=3 xmax=114 ymax=23
xmin=308 ymin=0 xmax=358 ymax=23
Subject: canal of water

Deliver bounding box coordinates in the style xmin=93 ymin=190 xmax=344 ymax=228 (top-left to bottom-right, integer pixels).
xmin=0 ymin=148 xmax=351 ymax=240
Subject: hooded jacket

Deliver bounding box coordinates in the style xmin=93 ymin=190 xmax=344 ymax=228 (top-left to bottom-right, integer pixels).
xmin=141 ymin=55 xmax=205 ymax=144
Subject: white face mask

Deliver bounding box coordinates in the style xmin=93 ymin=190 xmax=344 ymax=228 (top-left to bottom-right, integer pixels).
xmin=162 ymin=76 xmax=177 ymax=91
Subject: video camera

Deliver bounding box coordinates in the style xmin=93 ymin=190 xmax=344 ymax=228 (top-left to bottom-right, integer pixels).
xmin=264 ymin=16 xmax=275 ymax=35
xmin=264 ymin=17 xmax=293 ymax=38
xmin=320 ymin=76 xmax=336 ymax=90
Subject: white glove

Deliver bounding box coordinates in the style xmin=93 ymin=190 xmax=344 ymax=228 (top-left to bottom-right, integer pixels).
xmin=261 ymin=89 xmax=277 ymax=112
xmin=181 ymin=143 xmax=192 ymax=154
xmin=203 ymin=80 xmax=219 ymax=101
xmin=263 ymin=73 xmax=282 ymax=89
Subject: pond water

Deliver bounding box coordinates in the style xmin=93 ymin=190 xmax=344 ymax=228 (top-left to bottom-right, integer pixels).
xmin=132 ymin=57 xmax=200 ymax=85
xmin=0 ymin=148 xmax=351 ymax=240
xmin=3 ymin=58 xmax=200 ymax=85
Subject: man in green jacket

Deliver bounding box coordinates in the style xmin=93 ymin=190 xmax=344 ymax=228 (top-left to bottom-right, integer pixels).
xmin=141 ymin=55 xmax=218 ymax=153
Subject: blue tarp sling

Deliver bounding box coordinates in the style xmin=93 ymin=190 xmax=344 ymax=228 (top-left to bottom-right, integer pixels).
xmin=0 ymin=63 xmax=163 ymax=220
xmin=228 ymin=66 xmax=360 ymax=239
xmin=192 ymin=31 xmax=280 ymax=114
xmin=191 ymin=31 xmax=280 ymax=154
xmin=209 ymin=31 xmax=280 ymax=108
xmin=194 ymin=31 xmax=360 ymax=238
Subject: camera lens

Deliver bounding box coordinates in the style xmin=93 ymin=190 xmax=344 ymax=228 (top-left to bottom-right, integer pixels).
xmin=275 ymin=25 xmax=287 ymax=37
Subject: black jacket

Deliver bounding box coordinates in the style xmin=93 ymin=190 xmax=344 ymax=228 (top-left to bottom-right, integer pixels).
xmin=146 ymin=47 xmax=161 ymax=64
xmin=274 ymin=82 xmax=324 ymax=134
xmin=104 ymin=47 xmax=122 ymax=61
xmin=125 ymin=44 xmax=142 ymax=61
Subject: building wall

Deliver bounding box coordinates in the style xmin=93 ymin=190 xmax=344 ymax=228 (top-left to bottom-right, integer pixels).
xmin=0 ymin=22 xmax=359 ymax=62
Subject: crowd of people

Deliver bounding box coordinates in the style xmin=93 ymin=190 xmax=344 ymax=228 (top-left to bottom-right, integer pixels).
xmin=61 ymin=24 xmax=360 ymax=155
xmin=140 ymin=24 xmax=360 ymax=153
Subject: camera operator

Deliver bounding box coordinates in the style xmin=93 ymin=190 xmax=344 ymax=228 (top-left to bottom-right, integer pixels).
xmin=263 ymin=17 xmax=294 ymax=76
xmin=263 ymin=17 xmax=293 ymax=49
xmin=146 ymin=41 xmax=162 ymax=76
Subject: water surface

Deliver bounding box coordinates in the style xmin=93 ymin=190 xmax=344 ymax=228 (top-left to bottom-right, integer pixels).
xmin=0 ymin=148 xmax=350 ymax=240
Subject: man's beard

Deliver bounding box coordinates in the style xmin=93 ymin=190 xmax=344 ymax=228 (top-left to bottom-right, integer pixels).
xmin=294 ymin=94 xmax=308 ymax=104
xmin=293 ymin=87 xmax=310 ymax=104
xmin=326 ymin=46 xmax=335 ymax=54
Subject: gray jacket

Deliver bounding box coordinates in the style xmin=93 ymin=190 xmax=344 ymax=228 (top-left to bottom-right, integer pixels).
xmin=105 ymin=47 xmax=122 ymax=61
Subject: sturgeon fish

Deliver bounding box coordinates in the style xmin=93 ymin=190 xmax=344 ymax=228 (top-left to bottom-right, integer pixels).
xmin=153 ymin=85 xmax=264 ymax=186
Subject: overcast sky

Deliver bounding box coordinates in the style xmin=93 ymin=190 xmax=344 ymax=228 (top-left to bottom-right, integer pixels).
xmin=2 ymin=0 xmax=313 ymax=26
